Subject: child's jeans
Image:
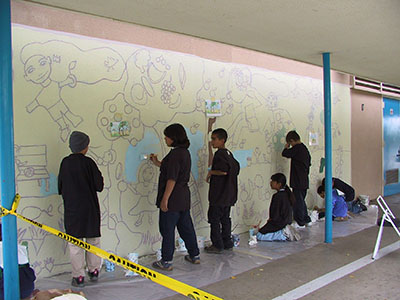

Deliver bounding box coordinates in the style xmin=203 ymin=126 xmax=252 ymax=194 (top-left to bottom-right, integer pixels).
xmin=347 ymin=200 xmax=363 ymax=214
xmin=0 ymin=264 xmax=36 ymax=299
xmin=256 ymin=230 xmax=286 ymax=241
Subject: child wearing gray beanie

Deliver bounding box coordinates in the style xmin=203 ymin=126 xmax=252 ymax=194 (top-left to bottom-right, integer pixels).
xmin=69 ymin=131 xmax=90 ymax=153
xmin=58 ymin=131 xmax=104 ymax=287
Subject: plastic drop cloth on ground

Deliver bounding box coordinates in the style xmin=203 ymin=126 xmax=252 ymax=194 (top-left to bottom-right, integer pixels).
xmin=34 ymin=205 xmax=378 ymax=300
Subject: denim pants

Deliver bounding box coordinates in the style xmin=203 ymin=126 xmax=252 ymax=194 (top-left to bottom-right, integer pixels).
xmin=256 ymin=230 xmax=286 ymax=241
xmin=0 ymin=264 xmax=36 ymax=300
xmin=292 ymin=189 xmax=311 ymax=226
xmin=159 ymin=210 xmax=199 ymax=262
xmin=347 ymin=200 xmax=363 ymax=214
xmin=208 ymin=205 xmax=234 ymax=249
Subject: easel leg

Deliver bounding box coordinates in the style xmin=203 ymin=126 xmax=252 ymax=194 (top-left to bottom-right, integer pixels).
xmin=372 ymin=217 xmax=385 ymax=260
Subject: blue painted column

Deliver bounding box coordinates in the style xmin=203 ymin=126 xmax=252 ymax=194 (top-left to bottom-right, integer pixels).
xmin=0 ymin=0 xmax=21 ymax=299
xmin=323 ymin=52 xmax=333 ymax=243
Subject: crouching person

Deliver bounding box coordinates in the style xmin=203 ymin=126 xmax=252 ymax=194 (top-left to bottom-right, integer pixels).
xmin=256 ymin=173 xmax=300 ymax=242
xmin=0 ymin=224 xmax=36 ymax=300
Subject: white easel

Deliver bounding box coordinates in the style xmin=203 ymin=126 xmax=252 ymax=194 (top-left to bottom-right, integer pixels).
xmin=372 ymin=195 xmax=400 ymax=259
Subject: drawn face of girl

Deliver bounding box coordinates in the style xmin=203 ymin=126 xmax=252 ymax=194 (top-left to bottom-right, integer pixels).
xmin=24 ymin=55 xmax=51 ymax=84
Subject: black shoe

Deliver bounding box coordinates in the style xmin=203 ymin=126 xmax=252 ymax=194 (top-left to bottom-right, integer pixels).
xmin=224 ymin=242 xmax=234 ymax=251
xmin=204 ymin=245 xmax=223 ymax=254
xmin=360 ymin=203 xmax=368 ymax=211
xmin=184 ymin=255 xmax=200 ymax=264
xmin=88 ymin=268 xmax=99 ymax=282
xmin=71 ymin=276 xmax=85 ymax=287
xmin=152 ymin=260 xmax=173 ymax=271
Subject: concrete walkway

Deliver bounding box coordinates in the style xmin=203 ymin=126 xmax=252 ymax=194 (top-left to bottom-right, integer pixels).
xmin=35 ymin=195 xmax=400 ymax=300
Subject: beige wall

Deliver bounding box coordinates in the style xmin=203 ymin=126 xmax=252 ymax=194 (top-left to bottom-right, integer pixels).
xmin=351 ymin=90 xmax=383 ymax=199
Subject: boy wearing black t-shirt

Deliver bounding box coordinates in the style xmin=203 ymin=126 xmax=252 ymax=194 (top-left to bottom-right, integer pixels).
xmin=205 ymin=128 xmax=240 ymax=253
xmin=282 ymin=130 xmax=312 ymax=227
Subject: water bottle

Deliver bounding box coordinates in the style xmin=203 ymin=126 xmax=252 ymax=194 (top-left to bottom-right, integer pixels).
xmin=105 ymin=259 xmax=115 ymax=272
xmin=232 ymin=234 xmax=240 ymax=247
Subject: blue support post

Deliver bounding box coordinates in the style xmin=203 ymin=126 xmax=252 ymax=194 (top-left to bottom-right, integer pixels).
xmin=0 ymin=0 xmax=21 ymax=299
xmin=323 ymin=52 xmax=333 ymax=243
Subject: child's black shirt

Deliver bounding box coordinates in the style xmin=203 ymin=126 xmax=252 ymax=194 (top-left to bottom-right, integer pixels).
xmin=209 ymin=148 xmax=240 ymax=206
xmin=157 ymin=147 xmax=191 ymax=211
xmin=258 ymin=190 xmax=292 ymax=234
xmin=58 ymin=153 xmax=104 ymax=238
xmin=282 ymin=143 xmax=311 ymax=189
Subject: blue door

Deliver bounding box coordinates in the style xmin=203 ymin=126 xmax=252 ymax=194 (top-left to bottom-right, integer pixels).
xmin=383 ymin=97 xmax=400 ymax=196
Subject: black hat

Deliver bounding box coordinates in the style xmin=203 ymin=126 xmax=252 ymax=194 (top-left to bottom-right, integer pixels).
xmin=69 ymin=131 xmax=90 ymax=153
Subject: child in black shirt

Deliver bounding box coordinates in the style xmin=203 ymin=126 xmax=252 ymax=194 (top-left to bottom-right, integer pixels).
xmin=205 ymin=128 xmax=240 ymax=253
xmin=282 ymin=130 xmax=312 ymax=227
xmin=322 ymin=177 xmax=355 ymax=202
xmin=321 ymin=177 xmax=366 ymax=213
xmin=150 ymin=123 xmax=200 ymax=270
xmin=58 ymin=131 xmax=104 ymax=287
xmin=256 ymin=173 xmax=300 ymax=241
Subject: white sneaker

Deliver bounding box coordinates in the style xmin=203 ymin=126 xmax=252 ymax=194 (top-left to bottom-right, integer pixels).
xmin=292 ymin=226 xmax=301 ymax=241
xmin=284 ymin=225 xmax=301 ymax=241
xmin=291 ymin=221 xmax=305 ymax=229
xmin=283 ymin=225 xmax=294 ymax=241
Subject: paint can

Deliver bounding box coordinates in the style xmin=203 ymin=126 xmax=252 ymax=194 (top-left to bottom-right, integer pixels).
xmin=359 ymin=195 xmax=370 ymax=206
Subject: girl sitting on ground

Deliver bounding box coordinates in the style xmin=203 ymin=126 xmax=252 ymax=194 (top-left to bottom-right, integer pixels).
xmin=256 ymin=173 xmax=300 ymax=241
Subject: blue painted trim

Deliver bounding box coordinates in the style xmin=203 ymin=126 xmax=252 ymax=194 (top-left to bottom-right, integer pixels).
xmin=0 ymin=1 xmax=21 ymax=299
xmin=323 ymin=53 xmax=333 ymax=243
xmin=382 ymin=97 xmax=400 ymax=196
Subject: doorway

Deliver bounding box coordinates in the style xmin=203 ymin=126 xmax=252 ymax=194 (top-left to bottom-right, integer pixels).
xmin=383 ymin=97 xmax=400 ymax=196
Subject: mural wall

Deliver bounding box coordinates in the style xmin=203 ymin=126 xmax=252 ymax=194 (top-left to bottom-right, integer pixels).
xmin=12 ymin=24 xmax=351 ymax=278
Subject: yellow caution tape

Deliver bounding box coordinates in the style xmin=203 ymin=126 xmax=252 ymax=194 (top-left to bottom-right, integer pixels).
xmin=1 ymin=194 xmax=223 ymax=300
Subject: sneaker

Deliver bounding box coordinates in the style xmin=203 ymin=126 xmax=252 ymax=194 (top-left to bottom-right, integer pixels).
xmin=292 ymin=228 xmax=301 ymax=241
xmin=184 ymin=255 xmax=200 ymax=264
xmin=360 ymin=203 xmax=368 ymax=211
xmin=292 ymin=221 xmax=305 ymax=229
xmin=152 ymin=260 xmax=173 ymax=271
xmin=224 ymin=242 xmax=234 ymax=251
xmin=71 ymin=276 xmax=85 ymax=287
xmin=88 ymin=268 xmax=99 ymax=282
xmin=283 ymin=225 xmax=294 ymax=241
xmin=284 ymin=225 xmax=301 ymax=241
xmin=204 ymin=245 xmax=223 ymax=254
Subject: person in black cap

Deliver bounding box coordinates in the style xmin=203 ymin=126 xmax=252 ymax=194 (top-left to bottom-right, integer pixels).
xmin=58 ymin=131 xmax=104 ymax=287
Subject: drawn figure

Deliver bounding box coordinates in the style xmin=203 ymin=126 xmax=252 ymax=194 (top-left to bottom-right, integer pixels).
xmin=21 ymin=40 xmax=126 ymax=141
xmin=124 ymin=50 xmax=197 ymax=127
xmin=14 ymin=144 xmax=53 ymax=198
xmin=23 ymin=55 xmax=82 ymax=141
